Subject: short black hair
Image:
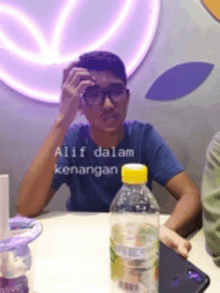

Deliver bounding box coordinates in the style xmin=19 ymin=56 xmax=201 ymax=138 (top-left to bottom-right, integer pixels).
xmin=63 ymin=51 xmax=127 ymax=85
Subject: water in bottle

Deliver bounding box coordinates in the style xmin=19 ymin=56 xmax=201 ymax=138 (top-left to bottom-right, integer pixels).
xmin=110 ymin=163 xmax=160 ymax=293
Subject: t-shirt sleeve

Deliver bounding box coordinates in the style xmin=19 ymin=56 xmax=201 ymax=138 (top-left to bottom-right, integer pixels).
xmin=51 ymin=137 xmax=72 ymax=192
xmin=146 ymin=126 xmax=185 ymax=186
xmin=201 ymin=132 xmax=220 ymax=267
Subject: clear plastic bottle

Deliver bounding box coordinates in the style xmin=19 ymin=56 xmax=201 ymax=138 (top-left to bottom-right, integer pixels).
xmin=0 ymin=217 xmax=42 ymax=293
xmin=110 ymin=163 xmax=160 ymax=293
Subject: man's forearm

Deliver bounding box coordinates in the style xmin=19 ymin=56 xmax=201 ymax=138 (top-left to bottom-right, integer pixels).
xmin=164 ymin=191 xmax=202 ymax=236
xmin=17 ymin=115 xmax=69 ymax=214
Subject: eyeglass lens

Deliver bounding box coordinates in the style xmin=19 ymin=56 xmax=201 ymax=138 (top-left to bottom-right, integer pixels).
xmin=85 ymin=88 xmax=126 ymax=105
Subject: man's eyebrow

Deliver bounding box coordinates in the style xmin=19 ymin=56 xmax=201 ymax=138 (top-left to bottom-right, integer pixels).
xmin=108 ymin=83 xmax=124 ymax=88
xmin=86 ymin=82 xmax=124 ymax=90
xmin=87 ymin=85 xmax=100 ymax=89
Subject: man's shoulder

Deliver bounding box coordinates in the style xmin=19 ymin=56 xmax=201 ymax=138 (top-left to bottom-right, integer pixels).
xmin=124 ymin=120 xmax=154 ymax=133
xmin=206 ymin=132 xmax=220 ymax=162
xmin=207 ymin=132 xmax=220 ymax=151
xmin=211 ymin=132 xmax=220 ymax=143
xmin=123 ymin=120 xmax=159 ymax=151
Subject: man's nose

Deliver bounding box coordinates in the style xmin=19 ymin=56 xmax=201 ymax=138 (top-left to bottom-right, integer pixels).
xmin=103 ymin=93 xmax=114 ymax=108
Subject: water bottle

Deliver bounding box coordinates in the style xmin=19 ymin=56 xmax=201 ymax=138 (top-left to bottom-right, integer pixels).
xmin=110 ymin=163 xmax=160 ymax=293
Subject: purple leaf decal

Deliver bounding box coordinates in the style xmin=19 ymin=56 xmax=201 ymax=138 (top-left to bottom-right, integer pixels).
xmin=146 ymin=62 xmax=214 ymax=101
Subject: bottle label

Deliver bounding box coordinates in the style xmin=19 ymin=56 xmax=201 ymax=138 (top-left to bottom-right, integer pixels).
xmin=110 ymin=222 xmax=159 ymax=293
xmin=114 ymin=244 xmax=147 ymax=260
xmin=0 ymin=276 xmax=29 ymax=293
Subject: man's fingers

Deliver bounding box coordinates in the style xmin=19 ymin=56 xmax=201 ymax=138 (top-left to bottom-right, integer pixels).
xmin=75 ymin=80 xmax=95 ymax=97
xmin=176 ymin=246 xmax=188 ymax=259
xmin=161 ymin=236 xmax=178 ymax=250
xmin=184 ymin=240 xmax=192 ymax=252
xmin=65 ymin=68 xmax=88 ymax=87
xmin=161 ymin=237 xmax=191 ymax=259
xmin=176 ymin=241 xmax=191 ymax=259
xmin=65 ymin=69 xmax=95 ymax=90
xmin=159 ymin=226 xmax=192 ymax=260
xmin=63 ymin=78 xmax=94 ymax=99
xmin=161 ymin=236 xmax=187 ymax=258
xmin=176 ymin=250 xmax=188 ymax=259
xmin=70 ymin=72 xmax=95 ymax=89
xmin=62 ymin=62 xmax=79 ymax=84
xmin=63 ymin=65 xmax=87 ymax=84
xmin=64 ymin=61 xmax=79 ymax=72
xmin=162 ymin=237 xmax=188 ymax=259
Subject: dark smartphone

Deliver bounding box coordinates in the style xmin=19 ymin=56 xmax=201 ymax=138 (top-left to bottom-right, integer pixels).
xmin=159 ymin=241 xmax=210 ymax=293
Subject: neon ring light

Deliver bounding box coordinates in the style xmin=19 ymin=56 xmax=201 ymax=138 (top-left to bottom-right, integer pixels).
xmin=0 ymin=0 xmax=160 ymax=103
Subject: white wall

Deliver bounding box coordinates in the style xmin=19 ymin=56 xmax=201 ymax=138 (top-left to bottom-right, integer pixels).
xmin=0 ymin=0 xmax=219 ymax=216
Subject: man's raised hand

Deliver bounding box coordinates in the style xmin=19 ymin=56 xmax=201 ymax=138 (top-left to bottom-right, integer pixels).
xmin=58 ymin=63 xmax=96 ymax=126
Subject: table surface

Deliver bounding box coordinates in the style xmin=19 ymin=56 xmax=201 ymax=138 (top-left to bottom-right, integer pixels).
xmin=33 ymin=212 xmax=218 ymax=293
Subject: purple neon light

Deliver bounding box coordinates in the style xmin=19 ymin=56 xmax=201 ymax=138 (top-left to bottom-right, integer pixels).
xmin=0 ymin=0 xmax=160 ymax=103
xmin=0 ymin=5 xmax=50 ymax=62
xmin=0 ymin=1 xmax=132 ymax=64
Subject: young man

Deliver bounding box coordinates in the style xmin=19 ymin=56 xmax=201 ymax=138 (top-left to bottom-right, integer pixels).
xmin=17 ymin=51 xmax=201 ymax=258
xmin=201 ymin=132 xmax=220 ymax=267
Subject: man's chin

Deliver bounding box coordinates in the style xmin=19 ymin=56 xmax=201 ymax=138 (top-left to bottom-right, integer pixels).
xmin=97 ymin=123 xmax=120 ymax=133
xmin=93 ymin=118 xmax=124 ymax=133
xmin=103 ymin=119 xmax=123 ymax=132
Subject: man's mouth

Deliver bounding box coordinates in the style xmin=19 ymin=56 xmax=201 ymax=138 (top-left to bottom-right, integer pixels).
xmin=101 ymin=114 xmax=119 ymax=121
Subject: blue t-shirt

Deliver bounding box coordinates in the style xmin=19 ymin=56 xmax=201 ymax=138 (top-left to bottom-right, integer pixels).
xmin=51 ymin=120 xmax=184 ymax=212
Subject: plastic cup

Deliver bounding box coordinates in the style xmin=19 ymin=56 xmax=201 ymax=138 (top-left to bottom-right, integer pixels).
xmin=0 ymin=216 xmax=43 ymax=293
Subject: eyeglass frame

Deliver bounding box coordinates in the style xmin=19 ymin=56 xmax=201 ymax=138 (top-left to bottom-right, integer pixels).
xmin=81 ymin=87 xmax=129 ymax=105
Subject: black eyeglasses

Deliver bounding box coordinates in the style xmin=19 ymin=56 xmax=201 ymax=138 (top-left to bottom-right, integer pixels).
xmin=83 ymin=87 xmax=127 ymax=105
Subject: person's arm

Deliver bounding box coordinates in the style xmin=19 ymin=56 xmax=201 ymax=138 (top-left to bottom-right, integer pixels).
xmin=201 ymin=133 xmax=220 ymax=267
xmin=16 ymin=118 xmax=69 ymax=217
xmin=145 ymin=127 xmax=201 ymax=258
xmin=16 ymin=65 xmax=96 ymax=217
xmin=163 ymin=171 xmax=202 ymax=237
xmin=145 ymin=127 xmax=201 ymax=236
xmin=158 ymin=172 xmax=201 ymax=260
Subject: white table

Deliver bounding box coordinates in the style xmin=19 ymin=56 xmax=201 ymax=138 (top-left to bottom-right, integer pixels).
xmin=33 ymin=212 xmax=218 ymax=292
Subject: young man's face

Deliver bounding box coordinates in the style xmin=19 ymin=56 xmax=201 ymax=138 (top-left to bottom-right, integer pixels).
xmin=80 ymin=70 xmax=129 ymax=132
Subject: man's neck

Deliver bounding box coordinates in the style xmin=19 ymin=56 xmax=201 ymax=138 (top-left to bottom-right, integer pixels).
xmin=90 ymin=124 xmax=124 ymax=149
